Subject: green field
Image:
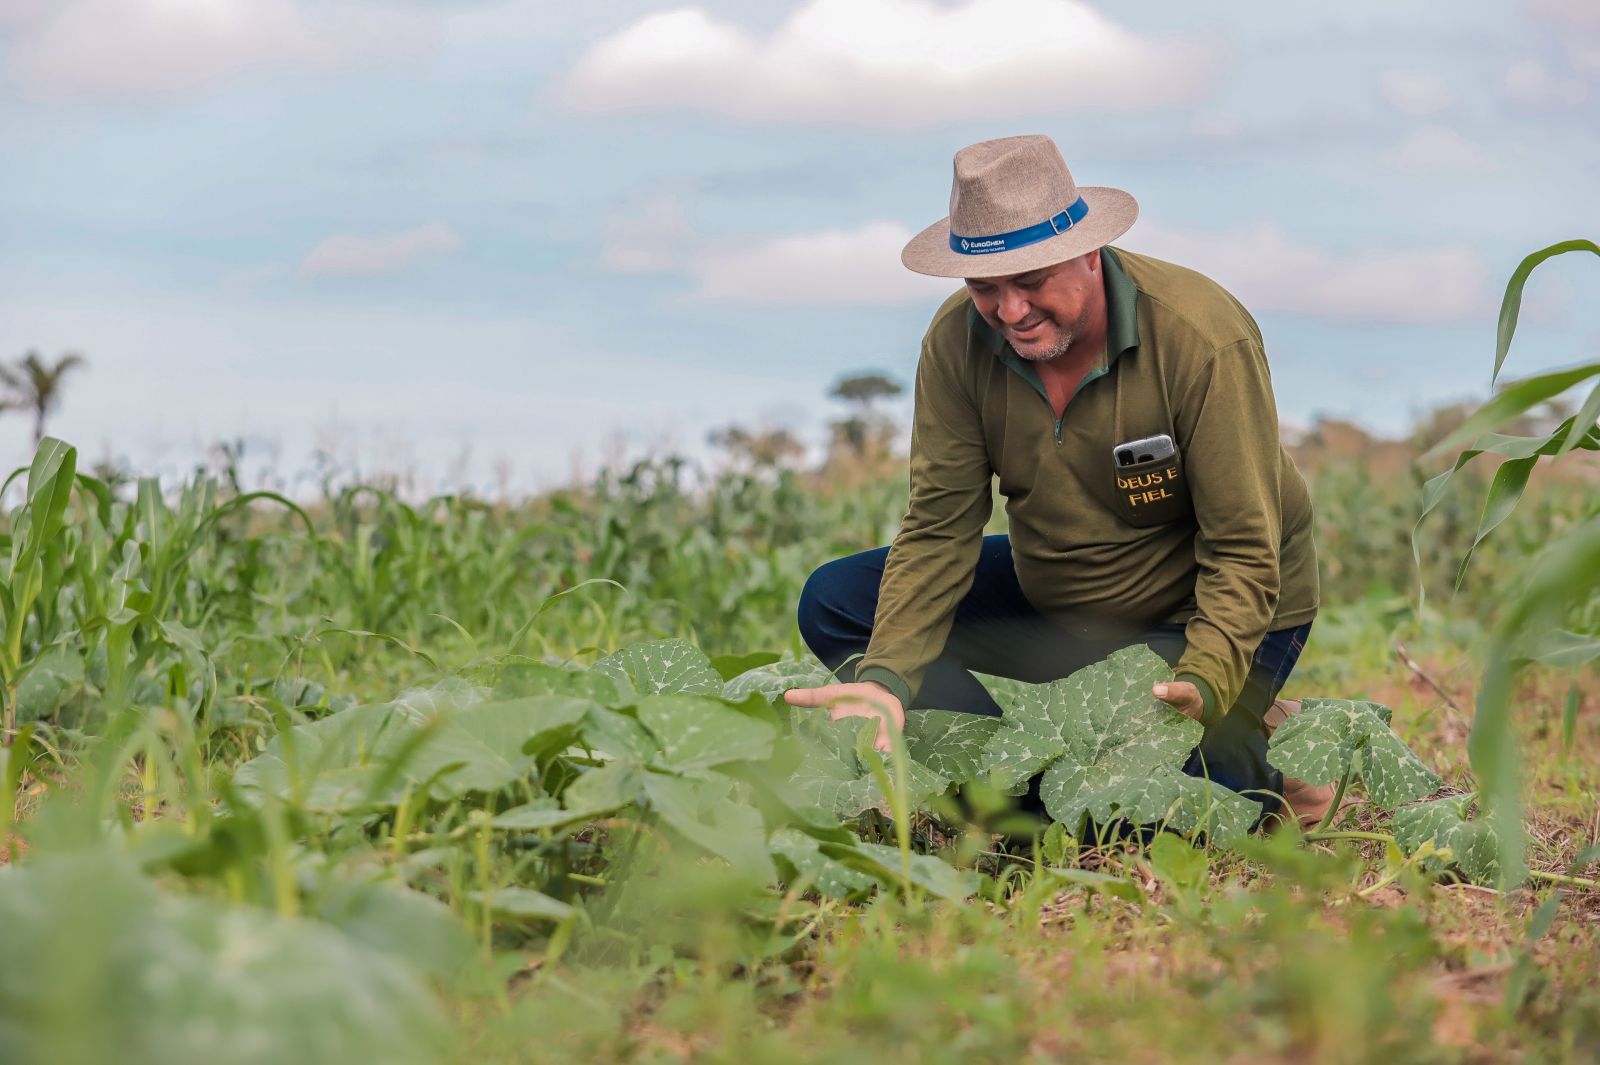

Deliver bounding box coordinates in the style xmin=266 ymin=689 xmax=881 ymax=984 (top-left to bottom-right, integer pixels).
xmin=3 ymin=256 xmax=1600 ymax=1065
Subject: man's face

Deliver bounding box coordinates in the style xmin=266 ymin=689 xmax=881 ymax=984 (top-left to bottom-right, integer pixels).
xmin=964 ymin=249 xmax=1102 ymax=363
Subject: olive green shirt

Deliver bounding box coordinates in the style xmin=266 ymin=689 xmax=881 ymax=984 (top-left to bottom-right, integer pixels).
xmin=856 ymin=246 xmax=1320 ymax=725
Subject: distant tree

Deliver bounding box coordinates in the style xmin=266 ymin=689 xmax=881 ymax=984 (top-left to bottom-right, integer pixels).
xmin=707 ymin=424 xmax=805 ymax=470
xmin=826 ymin=372 xmax=904 ymax=461
xmin=0 ymin=351 xmax=86 ymax=446
xmin=828 ymin=372 xmax=903 ymax=414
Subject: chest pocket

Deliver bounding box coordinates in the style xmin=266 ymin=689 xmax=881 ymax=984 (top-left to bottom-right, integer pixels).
xmin=1111 ymin=447 xmax=1190 ymax=527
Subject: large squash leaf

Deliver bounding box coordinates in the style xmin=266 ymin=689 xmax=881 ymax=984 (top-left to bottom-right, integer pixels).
xmin=397 ymin=695 xmax=593 ymax=796
xmin=768 ymin=827 xmax=877 ymax=898
xmin=978 ymin=647 xmax=1254 ymax=835
xmin=784 ymin=717 xmax=948 ymax=819
xmin=902 ymin=709 xmax=1001 ymax=784
xmin=492 ymin=662 xmax=623 ymax=704
xmin=972 ymin=648 xmax=1257 ymax=836
xmin=721 ymin=658 xmax=835 ymax=702
xmin=980 ymin=647 xmax=1196 ymax=795
xmin=1266 ymin=698 xmax=1440 ymax=810
xmin=231 ymin=702 xmax=426 ymax=813
xmin=641 ymin=773 xmax=776 ymax=881
xmin=635 ymin=694 xmax=776 ymax=772
xmin=594 ymin=639 xmax=724 ymax=699
xmin=234 ymin=695 xmax=592 ymax=809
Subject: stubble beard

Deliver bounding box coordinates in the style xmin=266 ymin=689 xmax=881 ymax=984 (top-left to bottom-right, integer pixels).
xmin=1012 ymin=303 xmax=1091 ymax=363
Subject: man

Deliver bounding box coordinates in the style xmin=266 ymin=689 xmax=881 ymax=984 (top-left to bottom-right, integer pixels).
xmin=783 ymin=135 xmax=1321 ymax=820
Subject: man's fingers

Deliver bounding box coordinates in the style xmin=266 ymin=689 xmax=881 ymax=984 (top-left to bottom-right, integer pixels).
xmin=782 ymin=685 xmax=841 ymax=707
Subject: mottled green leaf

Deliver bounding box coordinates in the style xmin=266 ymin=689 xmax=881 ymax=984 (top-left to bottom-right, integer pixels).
xmin=1392 ymin=794 xmax=1506 ymax=886
xmin=981 ymin=647 xmax=1195 ymax=793
xmin=973 ymin=672 xmax=1034 ymax=710
xmin=641 ymin=773 xmax=776 ymax=881
xmin=1266 ymin=698 xmax=1440 ymax=810
xmin=978 ymin=647 xmax=1254 ymax=834
xmin=823 ymin=840 xmax=977 ymax=901
xmin=721 ymin=657 xmax=836 ymax=701
xmin=635 ymin=694 xmax=776 ymax=771
xmin=785 ymin=717 xmax=948 ymax=819
xmin=232 ymin=702 xmax=424 ymax=812
xmin=493 ymin=662 xmax=623 ymax=703
xmin=576 ymin=706 xmax=659 ymax=762
xmin=902 ymin=709 xmax=1001 ymax=784
xmin=594 ymin=639 xmax=724 ymax=699
xmin=561 ymin=761 xmax=642 ymax=812
xmin=398 ymin=696 xmax=593 ymax=796
xmin=768 ymin=828 xmax=877 ymax=898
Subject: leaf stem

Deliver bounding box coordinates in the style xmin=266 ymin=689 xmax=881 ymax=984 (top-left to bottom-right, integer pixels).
xmin=1311 ymin=767 xmax=1352 ymax=834
xmin=1303 ymin=830 xmax=1395 ymax=844
xmin=1528 ymin=869 xmax=1599 ymax=889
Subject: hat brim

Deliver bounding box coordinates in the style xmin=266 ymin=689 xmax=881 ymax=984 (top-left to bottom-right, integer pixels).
xmin=901 ymin=186 xmax=1138 ymax=279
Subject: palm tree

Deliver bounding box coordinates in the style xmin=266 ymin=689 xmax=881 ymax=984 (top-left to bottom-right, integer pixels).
xmin=0 ymin=351 xmax=86 ymax=446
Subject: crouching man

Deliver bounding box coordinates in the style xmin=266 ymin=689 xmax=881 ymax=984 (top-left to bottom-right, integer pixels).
xmin=784 ymin=135 xmax=1321 ymax=823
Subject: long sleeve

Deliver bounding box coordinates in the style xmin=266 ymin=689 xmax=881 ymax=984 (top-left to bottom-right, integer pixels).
xmin=855 ymin=335 xmax=993 ymax=707
xmin=1171 ymin=338 xmax=1284 ymax=722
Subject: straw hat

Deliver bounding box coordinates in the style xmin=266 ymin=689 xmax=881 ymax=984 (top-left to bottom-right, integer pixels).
xmin=901 ymin=135 xmax=1138 ymax=278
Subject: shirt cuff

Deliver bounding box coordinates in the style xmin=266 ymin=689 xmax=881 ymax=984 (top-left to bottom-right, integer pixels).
xmin=1175 ymin=672 xmax=1222 ymax=728
xmin=854 ymin=666 xmax=912 ymax=710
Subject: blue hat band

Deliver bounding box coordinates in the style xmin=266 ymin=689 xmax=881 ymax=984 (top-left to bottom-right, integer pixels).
xmin=949 ymin=197 xmax=1089 ymax=256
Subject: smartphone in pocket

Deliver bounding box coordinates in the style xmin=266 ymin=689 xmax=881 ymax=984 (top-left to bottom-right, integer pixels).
xmin=1113 ymin=433 xmax=1176 ymax=467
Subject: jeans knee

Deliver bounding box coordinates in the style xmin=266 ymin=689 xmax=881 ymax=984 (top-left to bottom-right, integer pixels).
xmin=797 ymin=552 xmax=877 ymax=653
xmin=796 ymin=559 xmax=842 ymax=645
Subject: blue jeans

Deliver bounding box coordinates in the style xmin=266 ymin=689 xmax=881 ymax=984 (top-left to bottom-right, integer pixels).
xmin=797 ymin=534 xmax=1313 ymax=818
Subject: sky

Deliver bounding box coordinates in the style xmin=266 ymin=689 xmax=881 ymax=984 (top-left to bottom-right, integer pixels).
xmin=1 ymin=0 xmax=1597 ymax=495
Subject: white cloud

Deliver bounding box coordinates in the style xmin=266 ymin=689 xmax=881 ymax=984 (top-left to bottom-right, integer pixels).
xmin=299 ymin=223 xmax=463 ymax=279
xmin=596 ymin=191 xmax=953 ymax=305
xmin=692 ymin=222 xmax=955 ymax=305
xmin=1376 ymin=69 xmax=1453 ymax=117
xmin=1385 ymin=125 xmax=1490 ymax=171
xmin=600 ymin=193 xmax=693 ymax=274
xmin=1132 ymin=221 xmax=1494 ymax=325
xmin=602 ymin=206 xmax=1493 ymax=320
xmin=561 ymin=0 xmax=1220 ymax=126
xmin=4 ymin=0 xmax=435 ymax=103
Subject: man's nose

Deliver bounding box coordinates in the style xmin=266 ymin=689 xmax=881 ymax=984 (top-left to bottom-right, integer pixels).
xmin=996 ymin=288 xmax=1030 ymax=323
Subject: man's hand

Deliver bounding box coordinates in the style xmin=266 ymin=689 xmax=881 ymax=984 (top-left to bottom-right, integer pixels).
xmin=782 ymin=681 xmax=906 ymax=753
xmin=1152 ymin=680 xmax=1205 ymax=723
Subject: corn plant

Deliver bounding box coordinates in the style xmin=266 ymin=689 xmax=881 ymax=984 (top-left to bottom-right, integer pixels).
xmin=1 ymin=439 xmax=76 ymax=741
xmin=1412 ymin=238 xmax=1600 ymax=888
